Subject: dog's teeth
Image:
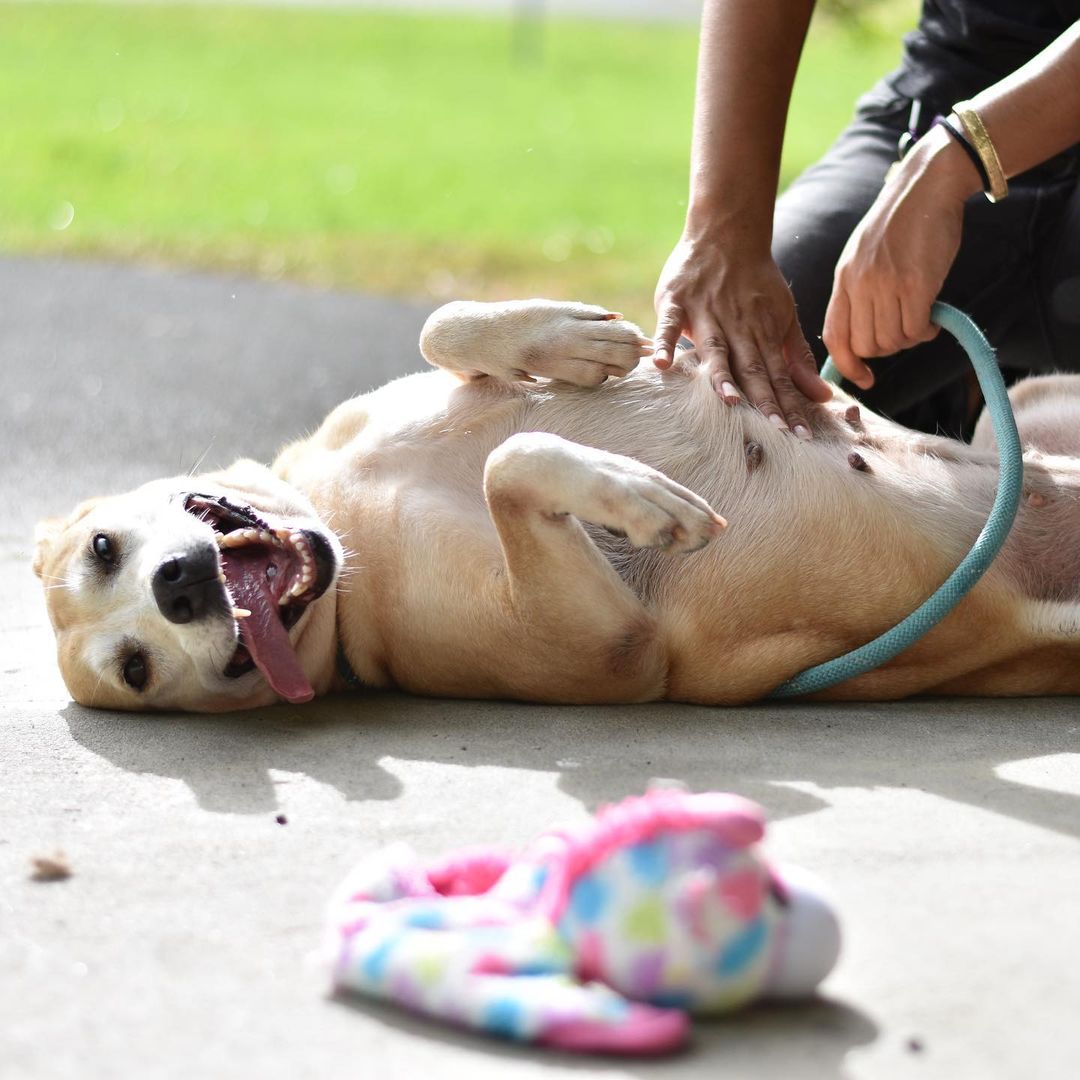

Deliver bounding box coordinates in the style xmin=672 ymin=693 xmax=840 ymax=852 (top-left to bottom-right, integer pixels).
xmin=219 ymin=527 xmax=266 ymax=549
xmin=290 ymin=532 xmax=310 ymax=556
xmin=232 ymin=607 xmax=251 ymax=619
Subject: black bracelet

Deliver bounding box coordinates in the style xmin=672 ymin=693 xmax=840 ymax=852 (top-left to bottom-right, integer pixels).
xmin=932 ymin=114 xmax=991 ymax=193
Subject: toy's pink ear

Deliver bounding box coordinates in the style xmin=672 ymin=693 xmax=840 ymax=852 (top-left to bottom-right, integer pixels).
xmin=537 ymin=995 xmax=688 ymax=1055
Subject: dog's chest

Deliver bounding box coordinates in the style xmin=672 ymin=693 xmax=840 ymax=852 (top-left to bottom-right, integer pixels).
xmin=339 ymin=379 xmax=523 ymax=499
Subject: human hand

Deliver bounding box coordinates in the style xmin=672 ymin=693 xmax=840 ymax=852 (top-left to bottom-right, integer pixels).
xmin=823 ymin=126 xmax=979 ymax=388
xmin=653 ymin=234 xmax=832 ymax=437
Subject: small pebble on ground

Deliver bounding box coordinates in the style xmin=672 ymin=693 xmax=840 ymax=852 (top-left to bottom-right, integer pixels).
xmin=30 ymin=853 xmax=72 ymax=882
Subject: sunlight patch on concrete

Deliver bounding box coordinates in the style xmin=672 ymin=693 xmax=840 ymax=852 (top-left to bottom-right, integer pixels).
xmin=994 ymin=752 xmax=1080 ymax=797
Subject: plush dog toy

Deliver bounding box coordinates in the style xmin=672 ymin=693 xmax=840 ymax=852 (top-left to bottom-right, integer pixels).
xmin=326 ymin=790 xmax=840 ymax=1054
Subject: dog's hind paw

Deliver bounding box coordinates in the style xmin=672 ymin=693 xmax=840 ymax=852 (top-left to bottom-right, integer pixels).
xmin=487 ymin=433 xmax=726 ymax=556
xmin=604 ymin=466 xmax=727 ymax=554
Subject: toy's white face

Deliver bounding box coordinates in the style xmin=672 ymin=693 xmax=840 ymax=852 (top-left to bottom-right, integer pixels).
xmin=762 ymin=864 xmax=842 ymax=999
xmin=34 ymin=461 xmax=341 ymax=712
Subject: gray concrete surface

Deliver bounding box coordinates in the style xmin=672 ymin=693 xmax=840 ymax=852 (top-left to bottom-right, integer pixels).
xmin=2 ymin=255 xmax=1078 ymax=1080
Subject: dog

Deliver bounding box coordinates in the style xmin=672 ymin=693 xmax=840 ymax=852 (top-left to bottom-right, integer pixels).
xmin=33 ymin=299 xmax=1080 ymax=712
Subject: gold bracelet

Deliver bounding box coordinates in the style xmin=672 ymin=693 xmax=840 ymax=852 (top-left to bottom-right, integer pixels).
xmin=952 ymin=101 xmax=1009 ymax=203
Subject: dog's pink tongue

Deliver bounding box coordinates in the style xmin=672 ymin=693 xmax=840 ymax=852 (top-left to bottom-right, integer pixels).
xmin=229 ymin=563 xmax=314 ymax=704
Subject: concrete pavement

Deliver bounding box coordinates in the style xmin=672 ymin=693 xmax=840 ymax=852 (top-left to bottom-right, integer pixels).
xmin=2 ymin=255 xmax=1078 ymax=1079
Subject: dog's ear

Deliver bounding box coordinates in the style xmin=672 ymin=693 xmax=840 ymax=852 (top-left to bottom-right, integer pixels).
xmin=33 ymin=517 xmax=65 ymax=579
xmin=32 ymin=498 xmax=102 ymax=579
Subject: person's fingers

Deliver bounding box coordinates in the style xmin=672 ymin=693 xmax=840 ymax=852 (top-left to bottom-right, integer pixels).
xmin=873 ymin=294 xmax=907 ymax=356
xmin=727 ymin=324 xmax=790 ymax=431
xmin=823 ymin=287 xmax=874 ymax=389
xmin=652 ymin=302 xmax=686 ymax=370
xmin=900 ymin=292 xmax=940 ymax=345
xmin=749 ymin=316 xmax=812 ymax=436
xmin=783 ymin=318 xmax=832 ymax=405
xmin=697 ymin=324 xmax=740 ymax=405
xmin=848 ymin=284 xmax=879 ymax=359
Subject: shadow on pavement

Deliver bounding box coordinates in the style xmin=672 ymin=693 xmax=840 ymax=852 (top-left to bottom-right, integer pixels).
xmin=63 ymin=692 xmax=1080 ymax=839
xmin=329 ymin=990 xmax=878 ymax=1079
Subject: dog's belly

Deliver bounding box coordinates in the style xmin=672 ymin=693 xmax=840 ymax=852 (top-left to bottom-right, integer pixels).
xmin=288 ymin=365 xmax=1080 ymax=700
xmin=302 ymin=363 xmax=755 ymax=514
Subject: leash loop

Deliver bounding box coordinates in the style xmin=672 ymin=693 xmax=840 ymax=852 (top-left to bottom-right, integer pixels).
xmin=768 ymin=302 xmax=1023 ymax=699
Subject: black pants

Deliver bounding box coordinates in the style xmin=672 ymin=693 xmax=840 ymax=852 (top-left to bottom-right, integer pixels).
xmin=772 ymin=82 xmax=1080 ymax=437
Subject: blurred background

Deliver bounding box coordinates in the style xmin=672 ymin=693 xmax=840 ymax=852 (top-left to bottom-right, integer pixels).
xmin=0 ymin=0 xmax=918 ymax=327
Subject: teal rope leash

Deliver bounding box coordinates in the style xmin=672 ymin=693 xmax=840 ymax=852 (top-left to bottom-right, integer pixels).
xmin=768 ymin=301 xmax=1024 ymax=699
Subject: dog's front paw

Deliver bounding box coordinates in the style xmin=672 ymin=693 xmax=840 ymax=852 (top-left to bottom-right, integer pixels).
xmin=514 ymin=302 xmax=653 ymax=387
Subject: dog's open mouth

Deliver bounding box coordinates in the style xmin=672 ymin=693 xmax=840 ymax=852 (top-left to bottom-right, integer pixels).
xmin=184 ymin=493 xmax=336 ymax=703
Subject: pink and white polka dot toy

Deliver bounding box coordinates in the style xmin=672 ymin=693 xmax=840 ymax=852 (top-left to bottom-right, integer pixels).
xmin=327 ymin=789 xmax=841 ymax=1055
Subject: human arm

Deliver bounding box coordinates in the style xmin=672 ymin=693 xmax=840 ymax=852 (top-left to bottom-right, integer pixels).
xmin=653 ymin=0 xmax=832 ymax=436
xmin=824 ymin=22 xmax=1080 ymax=388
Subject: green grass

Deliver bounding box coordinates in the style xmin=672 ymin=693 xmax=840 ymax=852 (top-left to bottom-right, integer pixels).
xmin=0 ymin=2 xmax=916 ymax=325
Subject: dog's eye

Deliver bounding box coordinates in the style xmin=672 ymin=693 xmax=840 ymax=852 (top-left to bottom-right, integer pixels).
xmin=122 ymin=652 xmax=148 ymax=691
xmin=92 ymin=534 xmax=116 ymax=564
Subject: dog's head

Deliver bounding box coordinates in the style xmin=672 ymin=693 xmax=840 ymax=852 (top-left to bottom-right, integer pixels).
xmin=33 ymin=460 xmax=342 ymax=712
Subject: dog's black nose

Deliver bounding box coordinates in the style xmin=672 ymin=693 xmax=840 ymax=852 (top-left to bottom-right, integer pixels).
xmin=152 ymin=544 xmax=223 ymax=624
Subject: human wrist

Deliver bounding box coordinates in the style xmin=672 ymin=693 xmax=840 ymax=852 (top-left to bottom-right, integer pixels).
xmin=898 ymin=124 xmax=984 ymax=203
xmin=682 ymin=197 xmax=774 ymax=259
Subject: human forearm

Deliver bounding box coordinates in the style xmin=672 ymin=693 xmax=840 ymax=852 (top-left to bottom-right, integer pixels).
xmin=651 ymin=0 xmax=830 ymax=431
xmin=965 ymin=21 xmax=1080 ymax=180
xmin=685 ymin=0 xmax=817 ymax=250
xmin=823 ymin=21 xmax=1080 ymax=382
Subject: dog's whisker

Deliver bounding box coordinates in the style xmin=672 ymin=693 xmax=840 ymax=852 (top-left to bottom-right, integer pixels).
xmin=42 ymin=574 xmax=80 ymax=591
xmin=185 ymin=437 xmax=216 ymax=478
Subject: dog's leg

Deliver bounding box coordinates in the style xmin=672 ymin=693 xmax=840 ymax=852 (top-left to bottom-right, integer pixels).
xmin=481 ymin=432 xmax=725 ymax=701
xmin=419 ymin=299 xmax=652 ymax=387
xmin=973 ymin=373 xmax=1080 ymax=456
